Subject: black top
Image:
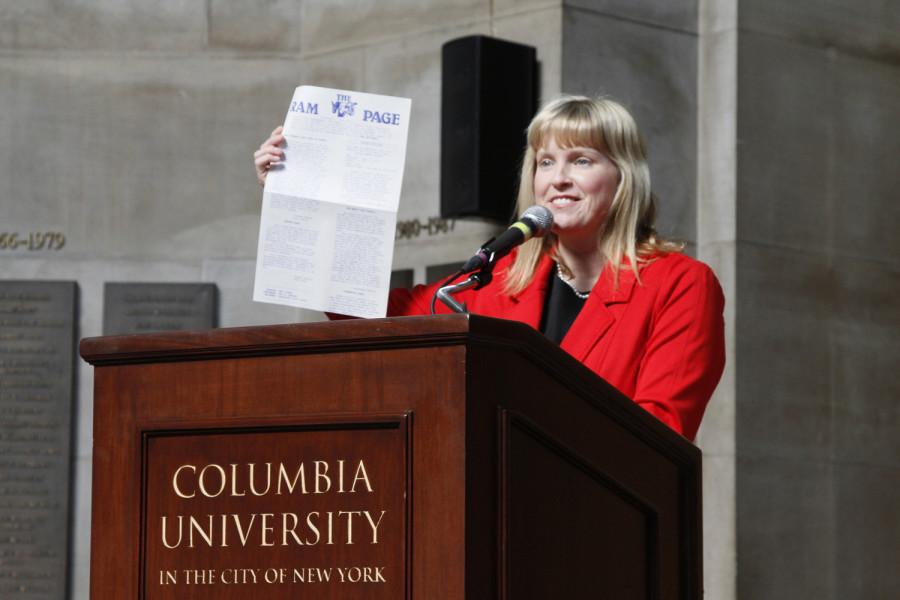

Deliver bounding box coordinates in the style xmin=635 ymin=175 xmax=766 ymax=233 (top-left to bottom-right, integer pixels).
xmin=539 ymin=267 xmax=588 ymax=344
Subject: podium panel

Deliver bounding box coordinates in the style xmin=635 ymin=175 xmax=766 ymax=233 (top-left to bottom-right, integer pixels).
xmin=504 ymin=412 xmax=656 ymax=599
xmin=142 ymin=417 xmax=409 ymax=598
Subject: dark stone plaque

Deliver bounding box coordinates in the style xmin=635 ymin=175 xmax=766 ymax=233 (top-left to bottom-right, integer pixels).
xmin=389 ymin=269 xmax=413 ymax=290
xmin=425 ymin=262 xmax=462 ymax=285
xmin=0 ymin=281 xmax=77 ymax=599
xmin=103 ymin=283 xmax=218 ymax=336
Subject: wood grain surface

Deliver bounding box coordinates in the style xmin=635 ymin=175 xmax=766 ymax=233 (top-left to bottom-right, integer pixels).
xmin=82 ymin=315 xmax=701 ymax=599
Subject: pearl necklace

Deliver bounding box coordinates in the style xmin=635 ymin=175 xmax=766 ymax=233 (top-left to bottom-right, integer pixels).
xmin=556 ymin=264 xmax=590 ymax=300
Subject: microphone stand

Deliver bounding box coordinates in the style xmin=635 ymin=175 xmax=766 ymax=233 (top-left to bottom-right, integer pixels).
xmin=431 ymin=206 xmax=552 ymax=314
xmin=432 ymin=259 xmax=495 ymax=314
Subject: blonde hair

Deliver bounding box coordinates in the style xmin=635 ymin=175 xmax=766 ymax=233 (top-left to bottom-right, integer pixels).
xmin=504 ymin=95 xmax=682 ymax=294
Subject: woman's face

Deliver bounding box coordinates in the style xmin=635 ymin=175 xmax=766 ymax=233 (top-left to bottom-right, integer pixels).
xmin=533 ymin=137 xmax=619 ymax=242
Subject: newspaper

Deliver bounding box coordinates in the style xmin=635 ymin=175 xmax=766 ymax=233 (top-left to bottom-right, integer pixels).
xmin=253 ymin=86 xmax=411 ymax=318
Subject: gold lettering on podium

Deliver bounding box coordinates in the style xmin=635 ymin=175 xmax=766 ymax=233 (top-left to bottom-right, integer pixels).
xmin=147 ymin=427 xmax=403 ymax=595
xmin=170 ymin=459 xmax=374 ymax=499
xmin=159 ymin=459 xmax=387 ymax=548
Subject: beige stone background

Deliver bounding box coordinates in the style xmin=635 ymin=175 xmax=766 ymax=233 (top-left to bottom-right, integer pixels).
xmin=1 ymin=1 xmax=898 ymax=598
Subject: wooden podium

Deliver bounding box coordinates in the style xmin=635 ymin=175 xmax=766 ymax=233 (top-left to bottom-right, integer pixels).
xmin=80 ymin=315 xmax=701 ymax=599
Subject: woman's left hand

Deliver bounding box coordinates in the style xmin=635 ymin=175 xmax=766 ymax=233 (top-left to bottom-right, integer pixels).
xmin=253 ymin=126 xmax=285 ymax=187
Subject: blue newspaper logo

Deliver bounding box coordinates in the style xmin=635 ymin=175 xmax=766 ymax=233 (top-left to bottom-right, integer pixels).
xmin=331 ymin=94 xmax=358 ymax=118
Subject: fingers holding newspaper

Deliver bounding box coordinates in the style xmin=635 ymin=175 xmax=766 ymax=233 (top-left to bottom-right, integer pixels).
xmin=254 ymin=126 xmax=285 ymax=186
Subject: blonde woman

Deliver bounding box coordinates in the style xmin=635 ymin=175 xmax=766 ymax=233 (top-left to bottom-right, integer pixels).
xmin=255 ymin=96 xmax=725 ymax=440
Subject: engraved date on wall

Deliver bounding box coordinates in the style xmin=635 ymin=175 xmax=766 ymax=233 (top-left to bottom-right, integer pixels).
xmin=0 ymin=233 xmax=66 ymax=251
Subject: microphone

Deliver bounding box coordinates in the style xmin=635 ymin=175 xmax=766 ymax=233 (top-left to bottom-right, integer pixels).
xmin=460 ymin=205 xmax=553 ymax=273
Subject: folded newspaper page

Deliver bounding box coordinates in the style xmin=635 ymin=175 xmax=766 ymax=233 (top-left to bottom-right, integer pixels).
xmin=253 ymin=86 xmax=411 ymax=318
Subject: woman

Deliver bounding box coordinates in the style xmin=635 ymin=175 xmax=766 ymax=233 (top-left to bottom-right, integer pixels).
xmin=255 ymin=96 xmax=725 ymax=440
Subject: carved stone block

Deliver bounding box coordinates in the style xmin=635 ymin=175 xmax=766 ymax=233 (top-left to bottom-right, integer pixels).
xmin=0 ymin=280 xmax=77 ymax=599
xmin=103 ymin=283 xmax=217 ymax=335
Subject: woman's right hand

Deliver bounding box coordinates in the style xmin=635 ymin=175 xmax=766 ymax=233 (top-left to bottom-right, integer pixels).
xmin=253 ymin=126 xmax=285 ymax=187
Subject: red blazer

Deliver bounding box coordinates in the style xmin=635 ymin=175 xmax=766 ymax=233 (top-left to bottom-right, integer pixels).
xmin=388 ymin=252 xmax=725 ymax=440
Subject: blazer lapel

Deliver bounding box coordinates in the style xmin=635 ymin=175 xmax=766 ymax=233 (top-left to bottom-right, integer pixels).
xmin=560 ymin=264 xmax=636 ymax=362
xmin=507 ymin=256 xmax=554 ymax=330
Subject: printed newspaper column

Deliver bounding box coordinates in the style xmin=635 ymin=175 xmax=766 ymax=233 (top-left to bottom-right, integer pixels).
xmin=253 ymin=86 xmax=411 ymax=319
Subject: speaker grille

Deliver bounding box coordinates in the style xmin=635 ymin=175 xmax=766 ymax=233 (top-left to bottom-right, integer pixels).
xmin=441 ymin=35 xmax=537 ymax=222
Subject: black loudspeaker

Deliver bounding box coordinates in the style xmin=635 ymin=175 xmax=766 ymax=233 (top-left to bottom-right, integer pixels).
xmin=441 ymin=35 xmax=537 ymax=222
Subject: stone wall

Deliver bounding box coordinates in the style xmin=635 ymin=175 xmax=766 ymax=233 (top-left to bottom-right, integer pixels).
xmin=735 ymin=1 xmax=900 ymax=597
xmin=563 ymin=0 xmax=700 ymax=245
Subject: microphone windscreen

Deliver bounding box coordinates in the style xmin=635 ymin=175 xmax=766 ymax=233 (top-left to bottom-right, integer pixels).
xmin=521 ymin=205 xmax=553 ymax=236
